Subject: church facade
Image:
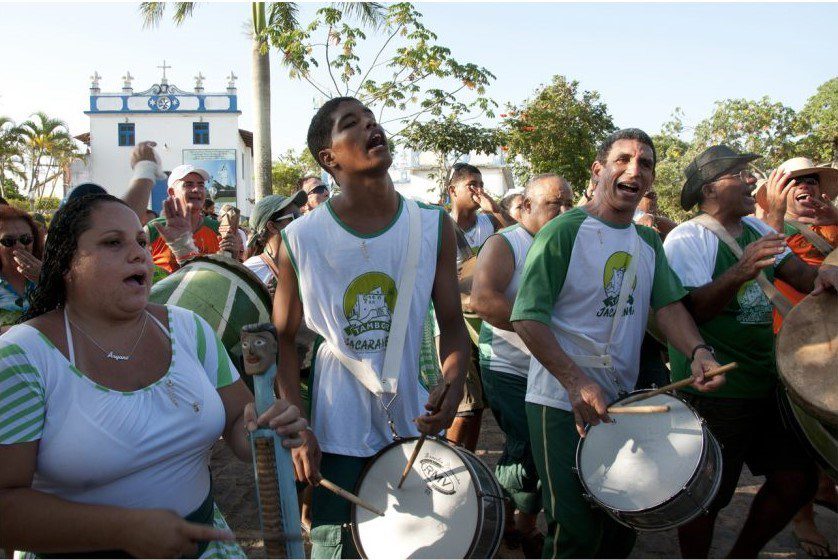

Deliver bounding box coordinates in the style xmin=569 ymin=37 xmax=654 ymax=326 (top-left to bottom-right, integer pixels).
xmin=72 ymin=65 xmax=255 ymax=216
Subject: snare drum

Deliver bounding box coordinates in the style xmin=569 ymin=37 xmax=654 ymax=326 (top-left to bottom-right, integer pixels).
xmin=576 ymin=392 xmax=723 ymax=531
xmin=350 ymin=437 xmax=504 ymax=559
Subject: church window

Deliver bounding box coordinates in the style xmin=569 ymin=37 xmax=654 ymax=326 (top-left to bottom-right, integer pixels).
xmin=118 ymin=123 xmax=135 ymax=146
xmin=193 ymin=122 xmax=210 ymax=144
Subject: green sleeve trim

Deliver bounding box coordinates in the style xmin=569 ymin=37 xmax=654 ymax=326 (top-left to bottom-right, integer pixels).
xmin=281 ymin=229 xmax=302 ymax=300
xmin=194 ymin=313 xmax=207 ymax=364
xmin=511 ymin=208 xmax=586 ymax=324
xmin=0 ymin=344 xmax=25 ymax=359
xmin=0 ymin=363 xmax=39 ymax=384
xmin=0 ymin=413 xmax=44 ymax=442
xmin=214 ymin=336 xmax=234 ymax=388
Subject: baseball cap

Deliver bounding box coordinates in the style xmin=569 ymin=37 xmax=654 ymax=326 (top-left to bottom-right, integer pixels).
xmin=168 ymin=164 xmax=210 ymax=188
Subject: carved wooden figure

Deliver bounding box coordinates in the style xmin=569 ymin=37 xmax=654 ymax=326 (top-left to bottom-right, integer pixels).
xmin=241 ymin=323 xmax=304 ymax=558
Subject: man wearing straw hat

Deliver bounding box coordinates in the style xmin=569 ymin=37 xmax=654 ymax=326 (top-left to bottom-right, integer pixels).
xmin=755 ymin=156 xmax=838 ymax=558
xmin=663 ymin=145 xmax=838 ymax=558
xmin=511 ymin=129 xmax=725 ymax=558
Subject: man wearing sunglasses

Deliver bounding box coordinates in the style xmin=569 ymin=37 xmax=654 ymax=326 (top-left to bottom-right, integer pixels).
xmin=299 ymin=175 xmax=330 ymax=214
xmin=663 ymin=145 xmax=838 ymax=558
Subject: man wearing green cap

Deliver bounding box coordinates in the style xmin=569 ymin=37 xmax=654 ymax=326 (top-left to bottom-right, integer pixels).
xmin=663 ymin=145 xmax=838 ymax=558
xmin=243 ymin=191 xmax=307 ymax=289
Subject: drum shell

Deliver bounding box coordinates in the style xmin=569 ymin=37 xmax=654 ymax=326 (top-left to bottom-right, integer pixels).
xmin=576 ymin=391 xmax=724 ymax=532
xmin=778 ymin=389 xmax=838 ymax=480
xmin=149 ymin=254 xmax=272 ymax=369
xmin=350 ymin=437 xmax=505 ymax=559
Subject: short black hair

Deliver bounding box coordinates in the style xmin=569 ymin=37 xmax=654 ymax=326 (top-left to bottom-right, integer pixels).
xmin=595 ymin=128 xmax=656 ymax=167
xmin=203 ymin=198 xmax=215 ymax=210
xmin=307 ymin=96 xmax=360 ymax=172
xmin=448 ymin=162 xmax=481 ymax=186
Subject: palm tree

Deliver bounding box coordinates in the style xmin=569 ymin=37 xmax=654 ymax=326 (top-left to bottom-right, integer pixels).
xmin=139 ymin=2 xmax=384 ymax=202
xmin=0 ymin=117 xmax=26 ymax=199
xmin=20 ymin=112 xmax=77 ymax=209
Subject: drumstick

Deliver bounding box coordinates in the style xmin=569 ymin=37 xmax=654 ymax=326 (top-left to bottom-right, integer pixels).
xmin=606 ymin=405 xmax=670 ymax=414
xmin=318 ymin=477 xmax=385 ymax=517
xmin=397 ymin=382 xmax=452 ymax=489
xmin=619 ymin=362 xmax=738 ymax=406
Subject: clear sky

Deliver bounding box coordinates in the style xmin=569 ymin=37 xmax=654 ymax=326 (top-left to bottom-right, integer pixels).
xmin=1 ymin=2 xmax=836 ymax=154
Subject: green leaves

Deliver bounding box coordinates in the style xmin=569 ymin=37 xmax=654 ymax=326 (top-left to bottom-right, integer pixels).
xmin=500 ymin=75 xmax=615 ymax=193
xmin=271 ymin=148 xmax=320 ymax=197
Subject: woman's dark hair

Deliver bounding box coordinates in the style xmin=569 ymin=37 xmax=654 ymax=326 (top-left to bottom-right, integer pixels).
xmin=0 ymin=205 xmax=44 ymax=271
xmin=22 ymin=193 xmax=127 ymax=321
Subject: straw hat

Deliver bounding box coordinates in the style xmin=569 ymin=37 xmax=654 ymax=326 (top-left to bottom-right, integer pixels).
xmin=755 ymin=157 xmax=838 ymax=210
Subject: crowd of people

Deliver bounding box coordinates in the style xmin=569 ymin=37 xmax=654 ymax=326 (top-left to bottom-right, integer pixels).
xmin=0 ymin=94 xmax=836 ymax=560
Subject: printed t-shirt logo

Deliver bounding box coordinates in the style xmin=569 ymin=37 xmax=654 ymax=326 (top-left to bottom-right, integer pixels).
xmin=597 ymin=251 xmax=636 ymax=318
xmin=343 ymin=272 xmax=398 ymax=353
xmin=735 ymin=280 xmax=771 ymax=324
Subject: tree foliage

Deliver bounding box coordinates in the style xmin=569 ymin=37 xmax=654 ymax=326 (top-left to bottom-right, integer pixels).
xmin=401 ymin=117 xmax=500 ymax=198
xmin=0 ymin=117 xmax=26 ymax=199
xmin=500 ymin=75 xmax=615 ymax=193
xmin=797 ymin=77 xmax=838 ymax=164
xmin=271 ymin=148 xmax=320 ymax=196
xmin=265 ymin=2 xmax=496 ymax=139
xmin=18 ymin=113 xmax=81 ymax=209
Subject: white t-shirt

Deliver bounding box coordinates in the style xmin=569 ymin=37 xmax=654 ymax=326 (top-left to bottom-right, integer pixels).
xmin=478 ymin=224 xmax=533 ymax=378
xmin=0 ymin=306 xmax=239 ymax=516
xmin=244 ymin=255 xmax=274 ymax=285
xmin=282 ymin=196 xmax=444 ymax=456
xmin=462 ymin=213 xmax=496 ymax=252
xmin=511 ymin=208 xmax=686 ymax=411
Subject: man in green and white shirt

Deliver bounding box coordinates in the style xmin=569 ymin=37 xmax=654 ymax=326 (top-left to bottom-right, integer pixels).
xmin=663 ymin=144 xmax=838 ymax=559
xmin=511 ymin=129 xmax=724 ymax=559
xmin=471 ymin=173 xmax=572 ymax=554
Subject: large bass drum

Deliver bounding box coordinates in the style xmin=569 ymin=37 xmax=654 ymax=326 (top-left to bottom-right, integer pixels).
xmin=776 ymin=280 xmax=838 ymax=479
xmin=351 ymin=437 xmax=504 ymax=559
xmin=149 ymin=254 xmax=272 ymax=370
xmin=576 ymin=392 xmax=723 ymax=531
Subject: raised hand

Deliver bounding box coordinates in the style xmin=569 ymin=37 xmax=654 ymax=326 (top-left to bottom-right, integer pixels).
xmin=153 ymin=195 xmax=193 ymax=244
xmin=130 ymin=141 xmax=159 ymax=169
xmin=13 ymin=249 xmax=42 ymax=282
xmin=731 ymin=233 xmax=786 ymax=283
xmin=764 ymin=168 xmax=796 ymax=219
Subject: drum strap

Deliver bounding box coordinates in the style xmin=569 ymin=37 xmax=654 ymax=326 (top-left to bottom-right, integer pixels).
xmin=259 ymin=252 xmax=282 ymax=282
xmin=690 ymin=213 xmax=793 ymax=317
xmin=325 ymin=198 xmax=423 ymax=396
xmin=557 ymin=230 xmax=640 ymax=370
xmin=786 ymin=220 xmax=834 ymax=256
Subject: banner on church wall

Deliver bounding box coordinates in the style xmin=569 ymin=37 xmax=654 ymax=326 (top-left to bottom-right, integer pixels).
xmin=183 ymin=149 xmax=237 ymax=204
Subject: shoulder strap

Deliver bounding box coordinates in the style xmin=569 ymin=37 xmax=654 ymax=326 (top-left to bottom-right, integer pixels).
xmin=786 ymin=220 xmax=834 ymax=256
xmin=690 ymin=213 xmax=793 ymax=317
xmin=325 ymin=198 xmax=423 ymax=396
xmin=259 ymin=252 xmax=282 ymax=281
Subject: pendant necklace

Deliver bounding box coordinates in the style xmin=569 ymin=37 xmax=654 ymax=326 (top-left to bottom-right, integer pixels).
xmin=67 ymin=310 xmax=149 ymax=362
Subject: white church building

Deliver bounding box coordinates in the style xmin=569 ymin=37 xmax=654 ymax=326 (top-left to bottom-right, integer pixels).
xmin=71 ymin=64 xmax=255 ymax=216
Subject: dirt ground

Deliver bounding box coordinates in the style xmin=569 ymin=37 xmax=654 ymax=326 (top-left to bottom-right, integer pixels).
xmin=212 ymin=412 xmax=836 ymax=559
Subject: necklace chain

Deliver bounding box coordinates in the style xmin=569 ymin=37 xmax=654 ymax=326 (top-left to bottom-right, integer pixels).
xmin=67 ymin=311 xmax=149 ymax=362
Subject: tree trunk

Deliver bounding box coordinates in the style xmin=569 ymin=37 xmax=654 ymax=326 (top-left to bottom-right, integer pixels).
xmin=252 ymin=36 xmax=272 ymax=202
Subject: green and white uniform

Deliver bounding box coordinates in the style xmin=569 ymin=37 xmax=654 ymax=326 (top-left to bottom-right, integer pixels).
xmin=663 ymin=216 xmax=792 ymax=398
xmin=511 ymin=207 xmax=686 ymax=558
xmin=478 ymin=225 xmax=541 ymax=514
xmin=462 ymin=212 xmax=496 ymax=254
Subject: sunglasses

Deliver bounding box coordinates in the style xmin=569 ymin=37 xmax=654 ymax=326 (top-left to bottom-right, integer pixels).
xmin=0 ymin=234 xmax=33 ymax=248
xmin=308 ymin=185 xmax=328 ymax=196
xmin=272 ymin=212 xmax=299 ymax=224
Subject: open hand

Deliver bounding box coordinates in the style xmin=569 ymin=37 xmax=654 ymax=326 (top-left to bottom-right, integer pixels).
xmin=153 ymin=195 xmax=193 ymax=244
xmin=764 ymin=168 xmax=796 ymax=218
xmin=130 ymin=141 xmax=159 ymax=169
xmin=731 ymin=233 xmax=786 ymax=283
xmin=13 ymin=249 xmax=42 ymax=282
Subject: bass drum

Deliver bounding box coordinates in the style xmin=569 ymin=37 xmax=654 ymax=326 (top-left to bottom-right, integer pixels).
xmin=776 ymin=278 xmax=838 ymax=479
xmin=149 ymin=254 xmax=272 ymax=373
xmin=351 ymin=437 xmax=504 ymax=559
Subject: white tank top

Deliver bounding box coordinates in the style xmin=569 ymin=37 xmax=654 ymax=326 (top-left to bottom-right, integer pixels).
xmin=462 ymin=213 xmax=496 ymax=252
xmin=478 ymin=225 xmax=533 ymax=377
xmin=282 ymin=196 xmax=443 ymax=457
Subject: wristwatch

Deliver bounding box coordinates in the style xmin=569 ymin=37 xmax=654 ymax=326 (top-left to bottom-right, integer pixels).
xmin=690 ymin=343 xmax=715 ymax=361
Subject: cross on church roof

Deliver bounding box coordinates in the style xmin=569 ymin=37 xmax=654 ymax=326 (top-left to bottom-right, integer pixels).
xmin=158 ymin=60 xmax=172 ymax=82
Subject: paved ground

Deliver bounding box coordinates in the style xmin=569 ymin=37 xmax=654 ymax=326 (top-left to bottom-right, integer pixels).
xmin=212 ymin=411 xmax=836 ymax=558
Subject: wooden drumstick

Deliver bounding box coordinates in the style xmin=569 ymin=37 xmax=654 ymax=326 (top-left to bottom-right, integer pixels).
xmin=607 ymin=405 xmax=670 ymax=414
xmin=619 ymin=362 xmax=738 ymax=406
xmin=397 ymin=382 xmax=452 ymax=489
xmin=318 ymin=477 xmax=385 ymax=517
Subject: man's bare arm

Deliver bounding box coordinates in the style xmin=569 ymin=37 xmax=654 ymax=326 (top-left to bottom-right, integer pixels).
xmin=470 ymin=235 xmax=516 ymax=331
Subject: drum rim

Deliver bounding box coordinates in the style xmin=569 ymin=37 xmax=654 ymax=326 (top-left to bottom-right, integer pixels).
xmin=778 ymin=387 xmax=838 ymax=479
xmin=349 ymin=436 xmax=489 ymax=559
xmin=165 ymin=253 xmax=273 ymax=309
xmin=575 ymin=390 xmax=710 ymax=515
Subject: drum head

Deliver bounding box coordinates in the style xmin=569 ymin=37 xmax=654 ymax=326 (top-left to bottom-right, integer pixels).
xmin=353 ymin=439 xmax=479 ymax=559
xmin=777 ymin=292 xmax=838 ymax=426
xmin=578 ymin=393 xmax=704 ymax=512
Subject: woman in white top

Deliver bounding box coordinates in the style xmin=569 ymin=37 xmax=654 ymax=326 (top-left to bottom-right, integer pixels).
xmin=242 ymin=191 xmax=306 ymax=290
xmin=0 ymin=193 xmax=306 ymax=558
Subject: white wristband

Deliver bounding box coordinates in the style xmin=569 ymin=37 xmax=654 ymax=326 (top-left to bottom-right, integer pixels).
xmin=167 ymin=231 xmax=200 ymax=260
xmin=132 ymin=160 xmax=165 ymax=182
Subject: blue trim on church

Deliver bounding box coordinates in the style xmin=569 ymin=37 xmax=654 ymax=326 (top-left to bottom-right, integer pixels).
xmin=88 ymin=91 xmax=238 ymax=114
